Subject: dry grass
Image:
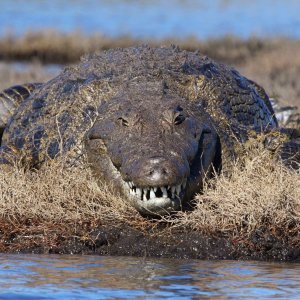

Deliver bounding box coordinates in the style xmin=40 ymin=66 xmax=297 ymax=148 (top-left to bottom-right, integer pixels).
xmin=0 ymin=30 xmax=142 ymax=64
xmin=239 ymin=43 xmax=300 ymax=107
xmin=0 ymin=160 xmax=139 ymax=224
xmin=0 ymin=30 xmax=286 ymax=64
xmin=0 ymin=149 xmax=299 ymax=246
xmin=177 ymin=150 xmax=299 ymax=244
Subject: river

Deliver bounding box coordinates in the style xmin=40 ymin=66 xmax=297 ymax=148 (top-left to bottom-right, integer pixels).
xmin=1 ymin=0 xmax=300 ymax=39
xmin=0 ymin=254 xmax=299 ymax=299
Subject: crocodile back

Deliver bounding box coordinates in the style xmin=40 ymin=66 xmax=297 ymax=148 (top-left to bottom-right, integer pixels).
xmin=0 ymin=83 xmax=42 ymax=141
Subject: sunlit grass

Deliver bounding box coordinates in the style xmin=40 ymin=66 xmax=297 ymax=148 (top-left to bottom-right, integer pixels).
xmin=0 ymin=148 xmax=298 ymax=249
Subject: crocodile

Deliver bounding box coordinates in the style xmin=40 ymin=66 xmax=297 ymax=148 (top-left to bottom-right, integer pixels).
xmin=0 ymin=46 xmax=299 ymax=215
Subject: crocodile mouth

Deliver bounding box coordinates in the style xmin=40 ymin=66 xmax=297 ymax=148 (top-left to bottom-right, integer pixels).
xmin=86 ymin=124 xmax=218 ymax=215
xmin=124 ymin=179 xmax=187 ymax=204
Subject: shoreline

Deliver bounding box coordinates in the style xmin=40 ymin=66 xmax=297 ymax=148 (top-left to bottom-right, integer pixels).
xmin=1 ymin=221 xmax=299 ymax=262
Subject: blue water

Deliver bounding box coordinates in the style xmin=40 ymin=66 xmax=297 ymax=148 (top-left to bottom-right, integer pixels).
xmin=0 ymin=255 xmax=299 ymax=299
xmin=1 ymin=0 xmax=300 ymax=39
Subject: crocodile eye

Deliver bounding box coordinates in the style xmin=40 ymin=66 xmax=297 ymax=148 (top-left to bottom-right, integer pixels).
xmin=173 ymin=105 xmax=185 ymax=125
xmin=118 ymin=117 xmax=129 ymax=127
xmin=174 ymin=114 xmax=185 ymax=125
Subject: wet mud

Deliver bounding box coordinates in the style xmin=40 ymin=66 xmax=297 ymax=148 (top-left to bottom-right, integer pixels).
xmin=0 ymin=221 xmax=298 ymax=262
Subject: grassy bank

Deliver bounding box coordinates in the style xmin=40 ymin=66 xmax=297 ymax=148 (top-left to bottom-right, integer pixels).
xmin=0 ymin=149 xmax=299 ymax=259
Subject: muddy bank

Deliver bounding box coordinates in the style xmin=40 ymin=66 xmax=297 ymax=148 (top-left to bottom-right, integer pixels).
xmin=0 ymin=151 xmax=298 ymax=262
xmin=1 ymin=221 xmax=299 ymax=262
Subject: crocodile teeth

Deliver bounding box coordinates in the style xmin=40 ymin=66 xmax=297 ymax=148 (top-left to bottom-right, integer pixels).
xmin=126 ymin=179 xmax=188 ymax=201
xmin=142 ymin=193 xmax=146 ymax=201
xmin=150 ymin=189 xmax=156 ymax=199
xmin=136 ymin=188 xmax=142 ymax=197
xmin=171 ymin=186 xmax=176 ymax=194
xmin=161 ymin=187 xmax=168 ymax=197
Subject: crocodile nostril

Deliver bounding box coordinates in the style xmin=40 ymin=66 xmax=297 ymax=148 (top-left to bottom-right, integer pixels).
xmin=127 ymin=156 xmax=189 ymax=187
xmin=149 ymin=167 xmax=168 ymax=176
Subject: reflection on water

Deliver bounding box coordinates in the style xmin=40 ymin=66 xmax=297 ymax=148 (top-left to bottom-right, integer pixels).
xmin=0 ymin=255 xmax=299 ymax=299
xmin=1 ymin=0 xmax=300 ymax=39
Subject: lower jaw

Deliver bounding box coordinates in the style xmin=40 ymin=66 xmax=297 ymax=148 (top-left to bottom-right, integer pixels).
xmin=128 ymin=194 xmax=184 ymax=216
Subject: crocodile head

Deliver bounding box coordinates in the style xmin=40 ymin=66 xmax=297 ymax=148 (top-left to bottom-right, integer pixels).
xmin=85 ymin=81 xmax=219 ymax=215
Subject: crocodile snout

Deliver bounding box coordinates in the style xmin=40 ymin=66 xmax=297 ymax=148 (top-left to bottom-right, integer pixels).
xmin=122 ymin=156 xmax=189 ymax=188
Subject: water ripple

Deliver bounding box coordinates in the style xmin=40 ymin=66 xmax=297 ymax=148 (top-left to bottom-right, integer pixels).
xmin=0 ymin=255 xmax=299 ymax=299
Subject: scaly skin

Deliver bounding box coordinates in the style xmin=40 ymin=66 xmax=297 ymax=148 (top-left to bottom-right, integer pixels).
xmin=0 ymin=46 xmax=298 ymax=215
xmin=0 ymin=83 xmax=42 ymax=140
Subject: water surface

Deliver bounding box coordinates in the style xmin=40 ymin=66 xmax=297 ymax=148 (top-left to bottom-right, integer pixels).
xmin=1 ymin=0 xmax=300 ymax=39
xmin=1 ymin=254 xmax=299 ymax=299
